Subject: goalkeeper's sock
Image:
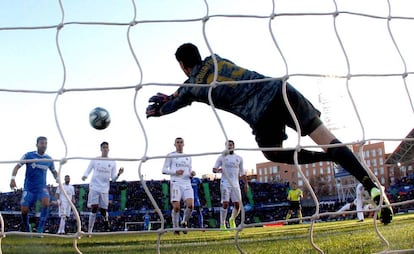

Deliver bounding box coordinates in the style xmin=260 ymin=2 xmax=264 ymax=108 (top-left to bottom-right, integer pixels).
xmin=38 ymin=206 xmax=49 ymax=233
xmin=266 ymin=149 xmax=330 ymax=164
xmin=326 ymin=139 xmax=376 ymax=191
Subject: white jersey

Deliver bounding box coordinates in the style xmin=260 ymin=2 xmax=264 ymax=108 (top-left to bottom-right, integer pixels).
xmin=162 ymin=151 xmax=192 ymax=185
xmin=83 ymin=158 xmax=117 ymax=193
xmin=356 ymin=183 xmax=364 ymax=200
xmin=355 ymin=182 xmax=371 ymax=205
xmin=56 ymin=183 xmax=75 ymax=204
xmin=214 ymin=153 xmax=245 ymax=186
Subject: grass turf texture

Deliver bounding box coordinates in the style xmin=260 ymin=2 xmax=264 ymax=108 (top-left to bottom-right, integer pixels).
xmin=1 ymin=213 xmax=413 ymax=254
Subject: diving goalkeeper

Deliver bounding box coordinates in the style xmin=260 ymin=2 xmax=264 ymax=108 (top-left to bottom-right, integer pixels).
xmin=146 ymin=42 xmax=392 ymax=225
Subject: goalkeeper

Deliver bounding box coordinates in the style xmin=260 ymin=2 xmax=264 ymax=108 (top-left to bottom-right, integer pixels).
xmin=146 ymin=43 xmax=392 ymax=225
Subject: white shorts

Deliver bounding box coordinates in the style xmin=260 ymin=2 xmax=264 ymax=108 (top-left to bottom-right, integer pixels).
xmin=221 ymin=184 xmax=242 ymax=203
xmin=87 ymin=189 xmax=109 ymax=209
xmin=59 ymin=202 xmax=72 ymax=217
xmin=170 ymin=181 xmax=194 ymax=202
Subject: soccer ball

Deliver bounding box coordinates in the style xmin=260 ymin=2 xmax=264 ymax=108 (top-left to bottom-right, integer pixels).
xmin=89 ymin=107 xmax=111 ymax=130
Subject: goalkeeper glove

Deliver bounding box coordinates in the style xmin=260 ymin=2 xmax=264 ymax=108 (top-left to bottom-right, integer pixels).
xmin=148 ymin=93 xmax=171 ymax=105
xmin=146 ymin=103 xmax=162 ymax=118
xmin=146 ymin=93 xmax=171 ymax=118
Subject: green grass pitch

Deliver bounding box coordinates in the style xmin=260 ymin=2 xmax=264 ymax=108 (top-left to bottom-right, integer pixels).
xmin=1 ymin=213 xmax=413 ymax=254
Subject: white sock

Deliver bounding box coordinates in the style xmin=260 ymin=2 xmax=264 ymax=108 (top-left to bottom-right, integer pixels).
xmin=220 ymin=207 xmax=228 ymax=226
xmin=58 ymin=217 xmax=66 ymax=233
xmin=338 ymin=203 xmax=351 ymax=213
xmin=171 ymin=210 xmax=179 ymax=228
xmin=230 ymin=207 xmax=240 ymax=220
xmin=182 ymin=208 xmax=192 ymax=224
xmin=88 ymin=213 xmax=96 ymax=233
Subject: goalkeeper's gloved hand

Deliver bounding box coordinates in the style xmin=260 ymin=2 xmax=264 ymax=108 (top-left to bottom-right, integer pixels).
xmin=146 ymin=93 xmax=171 ymax=118
xmin=146 ymin=103 xmax=162 ymax=118
xmin=148 ymin=93 xmax=171 ymax=105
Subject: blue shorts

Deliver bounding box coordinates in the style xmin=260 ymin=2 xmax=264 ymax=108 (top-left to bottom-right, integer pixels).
xmin=20 ymin=188 xmax=50 ymax=207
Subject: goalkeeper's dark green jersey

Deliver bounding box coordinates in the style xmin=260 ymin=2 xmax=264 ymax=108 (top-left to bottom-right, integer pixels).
xmin=160 ymin=54 xmax=279 ymax=130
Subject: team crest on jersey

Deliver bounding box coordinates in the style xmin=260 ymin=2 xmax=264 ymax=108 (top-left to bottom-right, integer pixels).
xmin=31 ymin=162 xmax=49 ymax=171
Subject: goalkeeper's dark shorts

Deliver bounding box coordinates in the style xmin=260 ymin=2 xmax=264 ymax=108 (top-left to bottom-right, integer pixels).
xmin=254 ymin=82 xmax=322 ymax=148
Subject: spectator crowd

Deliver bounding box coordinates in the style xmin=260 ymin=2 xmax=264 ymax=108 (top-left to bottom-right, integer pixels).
xmin=1 ymin=174 xmax=413 ymax=234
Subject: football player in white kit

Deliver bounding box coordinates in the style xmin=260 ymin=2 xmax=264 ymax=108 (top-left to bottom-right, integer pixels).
xmin=162 ymin=137 xmax=195 ymax=235
xmin=55 ymin=175 xmax=75 ymax=234
xmin=213 ymin=140 xmax=248 ymax=230
xmin=82 ymin=141 xmax=124 ymax=235
xmin=337 ymin=182 xmax=372 ymax=222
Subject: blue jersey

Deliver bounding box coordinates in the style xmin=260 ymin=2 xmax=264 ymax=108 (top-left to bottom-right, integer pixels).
xmin=160 ymin=55 xmax=280 ymax=130
xmin=143 ymin=214 xmax=150 ymax=223
xmin=143 ymin=213 xmax=151 ymax=230
xmin=19 ymin=151 xmax=55 ymax=192
xmin=191 ymin=177 xmax=202 ymax=207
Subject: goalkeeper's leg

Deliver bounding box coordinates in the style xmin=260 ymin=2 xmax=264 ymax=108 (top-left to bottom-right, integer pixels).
xmin=307 ymin=124 xmax=381 ymax=192
xmin=309 ymin=124 xmax=393 ymax=224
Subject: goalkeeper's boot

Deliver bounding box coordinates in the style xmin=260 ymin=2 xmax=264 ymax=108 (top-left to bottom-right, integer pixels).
xmin=220 ymin=224 xmax=227 ymax=231
xmin=371 ymin=187 xmax=393 ymax=225
xmin=229 ymin=218 xmax=236 ymax=229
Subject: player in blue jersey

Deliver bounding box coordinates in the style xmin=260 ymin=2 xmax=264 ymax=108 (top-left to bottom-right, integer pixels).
xmin=143 ymin=212 xmax=151 ymax=231
xmin=191 ymin=175 xmax=204 ymax=229
xmin=10 ymin=136 xmax=58 ymax=234
xmin=146 ymin=43 xmax=392 ymax=225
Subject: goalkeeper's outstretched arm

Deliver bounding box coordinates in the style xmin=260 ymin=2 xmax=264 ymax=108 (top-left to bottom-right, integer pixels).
xmin=146 ymin=87 xmax=191 ymax=118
